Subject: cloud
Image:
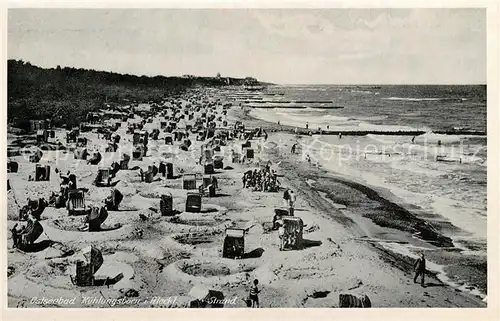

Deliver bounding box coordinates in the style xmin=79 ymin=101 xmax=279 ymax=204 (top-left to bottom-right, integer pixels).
xmin=252 ymin=11 xmax=335 ymax=38
xmin=8 ymin=9 xmax=485 ymax=84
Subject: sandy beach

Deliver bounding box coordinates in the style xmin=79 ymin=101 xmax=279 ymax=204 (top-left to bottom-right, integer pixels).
xmin=6 ymin=87 xmax=487 ymax=309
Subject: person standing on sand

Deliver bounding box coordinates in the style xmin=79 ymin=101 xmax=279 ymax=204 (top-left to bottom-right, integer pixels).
xmin=288 ymin=190 xmax=296 ymax=216
xmin=278 ymin=221 xmax=285 ymax=250
xmin=283 ymin=188 xmax=290 ymax=207
xmin=413 ymin=253 xmax=426 ymax=287
xmin=249 ymin=279 xmax=261 ymax=308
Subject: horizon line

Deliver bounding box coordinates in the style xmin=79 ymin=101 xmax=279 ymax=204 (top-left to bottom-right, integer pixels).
xmin=8 ymin=58 xmax=486 ymax=86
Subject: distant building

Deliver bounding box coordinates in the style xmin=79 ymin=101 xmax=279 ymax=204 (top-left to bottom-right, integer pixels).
xmin=244 ymin=77 xmax=258 ymax=85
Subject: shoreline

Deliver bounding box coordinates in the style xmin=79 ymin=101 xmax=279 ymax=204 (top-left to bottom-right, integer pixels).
xmin=229 ymin=106 xmax=487 ymax=300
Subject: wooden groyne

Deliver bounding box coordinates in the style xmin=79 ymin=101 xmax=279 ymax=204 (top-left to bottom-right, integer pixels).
xmin=283 ymin=129 xmax=487 ymax=136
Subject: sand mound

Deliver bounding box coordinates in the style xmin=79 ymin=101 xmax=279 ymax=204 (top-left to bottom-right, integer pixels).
xmin=26 ymin=260 xmax=74 ymax=289
xmin=163 ymin=258 xmax=259 ymax=286
xmin=171 ymin=231 xmax=220 ymax=247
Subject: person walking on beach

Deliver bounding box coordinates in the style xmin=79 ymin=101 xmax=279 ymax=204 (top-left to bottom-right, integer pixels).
xmin=249 ymin=279 xmax=261 ymax=308
xmin=288 ymin=190 xmax=296 ymax=216
xmin=413 ymin=253 xmax=426 ymax=287
xmin=306 ymin=122 xmax=309 ymax=129
xmin=291 ymin=143 xmax=296 ymax=154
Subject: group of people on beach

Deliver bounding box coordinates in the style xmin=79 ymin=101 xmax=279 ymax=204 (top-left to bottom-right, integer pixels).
xmin=242 ymin=165 xmax=280 ymax=192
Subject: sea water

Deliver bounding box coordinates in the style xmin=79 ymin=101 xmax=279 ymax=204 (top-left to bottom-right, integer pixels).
xmin=248 ymin=85 xmax=487 ymax=296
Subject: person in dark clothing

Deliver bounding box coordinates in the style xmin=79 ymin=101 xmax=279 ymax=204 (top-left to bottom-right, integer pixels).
xmin=11 ymin=224 xmax=22 ymax=248
xmin=249 ymin=279 xmax=260 ymax=308
xmin=413 ymin=253 xmax=426 ymax=287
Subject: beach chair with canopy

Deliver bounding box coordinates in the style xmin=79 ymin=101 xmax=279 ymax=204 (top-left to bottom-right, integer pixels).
xmin=245 ymin=148 xmax=255 ymax=160
xmin=204 ymin=161 xmax=214 ymax=175
xmin=282 ymin=216 xmax=304 ymax=250
xmin=213 ymin=156 xmax=224 ymax=169
xmin=183 ymin=174 xmax=197 ymax=190
xmin=74 ymin=147 xmax=89 ymax=160
xmin=222 ymin=228 xmax=245 ymax=259
xmin=188 ymin=285 xmax=225 ymax=308
xmin=71 ymin=245 xmax=104 ymax=286
xmin=132 ymin=145 xmax=146 ymax=160
xmin=139 ymin=130 xmax=149 ymax=145
xmin=14 ymin=216 xmax=44 ymax=250
xmin=104 ymin=188 xmax=123 ymax=211
xmin=133 ymin=131 xmax=141 ymax=145
xmin=166 ymin=162 xmax=174 ymax=179
xmin=160 ymin=193 xmax=174 ymax=216
xmin=143 ymin=168 xmax=154 ymax=183
xmin=151 ymin=129 xmax=160 ymax=140
xmin=35 ymin=164 xmax=51 ymax=181
xmin=111 ymin=133 xmax=121 ymax=144
xmin=185 ymin=192 xmax=202 ymax=213
xmin=36 ymin=129 xmax=48 ymax=143
xmin=77 ymin=137 xmax=88 ymax=147
xmin=88 ymin=151 xmax=102 ymax=165
xmin=95 ymin=167 xmax=112 ymax=187
xmin=29 ymin=150 xmax=43 ymax=163
xmin=120 ymin=154 xmax=130 ymax=170
xmin=87 ymin=206 xmax=109 ymax=231
xmin=66 ymin=129 xmax=78 ymax=144
xmin=67 ymin=190 xmax=88 ymax=216
xmin=165 ymin=134 xmax=173 ymax=145
xmin=105 ymin=142 xmax=118 ymax=152
xmin=7 ymin=160 xmax=18 ymax=173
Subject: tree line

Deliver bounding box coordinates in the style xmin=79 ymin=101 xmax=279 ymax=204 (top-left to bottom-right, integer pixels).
xmin=8 ymin=59 xmax=263 ymax=130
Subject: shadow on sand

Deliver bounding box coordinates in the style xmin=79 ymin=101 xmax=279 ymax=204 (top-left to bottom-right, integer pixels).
xmin=18 ymin=240 xmax=54 ymax=253
xmin=424 ymin=282 xmax=446 ymax=288
xmin=212 ymin=193 xmax=231 ymax=198
xmin=302 ymin=239 xmax=323 ymax=249
xmin=242 ymin=248 xmax=265 ymax=259
xmin=93 ymin=273 xmax=124 ymax=286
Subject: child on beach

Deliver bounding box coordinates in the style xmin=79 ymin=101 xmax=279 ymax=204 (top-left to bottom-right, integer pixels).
xmin=278 ymin=221 xmax=285 ymax=251
xmin=413 ymin=253 xmax=426 ymax=287
xmin=249 ymin=279 xmax=261 ymax=308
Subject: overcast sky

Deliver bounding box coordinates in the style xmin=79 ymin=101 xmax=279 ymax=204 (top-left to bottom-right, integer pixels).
xmin=8 ymin=8 xmax=486 ymax=84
